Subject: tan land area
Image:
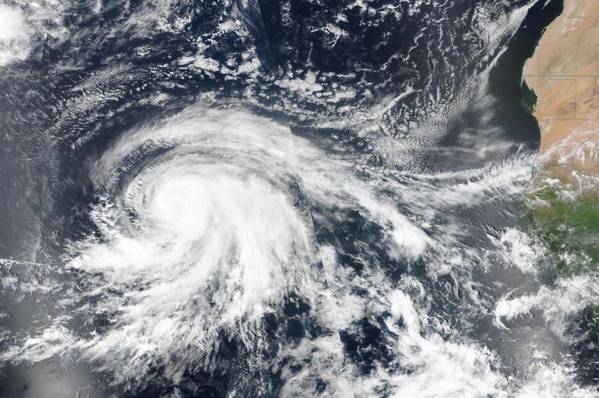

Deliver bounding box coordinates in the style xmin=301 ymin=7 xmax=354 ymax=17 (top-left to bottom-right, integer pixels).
xmin=523 ymin=0 xmax=599 ymax=189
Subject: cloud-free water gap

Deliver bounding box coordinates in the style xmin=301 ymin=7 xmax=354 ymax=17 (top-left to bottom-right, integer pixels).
xmin=1 ymin=0 xmax=598 ymax=396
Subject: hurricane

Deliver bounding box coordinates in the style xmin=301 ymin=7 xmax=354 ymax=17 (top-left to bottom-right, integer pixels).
xmin=1 ymin=0 xmax=598 ymax=397
xmin=69 ymin=105 xmax=434 ymax=380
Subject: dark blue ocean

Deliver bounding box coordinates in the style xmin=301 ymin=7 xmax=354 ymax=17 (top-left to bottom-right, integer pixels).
xmin=1 ymin=0 xmax=597 ymax=397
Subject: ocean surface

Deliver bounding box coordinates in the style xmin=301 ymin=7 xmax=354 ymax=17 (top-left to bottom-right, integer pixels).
xmin=1 ymin=0 xmax=597 ymax=396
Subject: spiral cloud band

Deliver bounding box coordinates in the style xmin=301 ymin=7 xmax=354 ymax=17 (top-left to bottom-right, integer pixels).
xmin=65 ymin=105 xmax=431 ymax=380
xmin=3 ymin=104 xmax=584 ymax=396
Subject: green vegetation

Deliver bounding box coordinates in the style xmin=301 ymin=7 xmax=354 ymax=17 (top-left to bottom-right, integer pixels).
xmin=521 ymin=80 xmax=537 ymax=113
xmin=527 ymin=184 xmax=599 ymax=334
xmin=527 ymin=185 xmax=599 ymax=276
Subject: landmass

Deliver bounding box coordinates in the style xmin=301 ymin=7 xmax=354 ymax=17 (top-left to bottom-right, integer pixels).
xmin=522 ymin=0 xmax=599 ymax=279
xmin=523 ymin=0 xmax=599 ymax=191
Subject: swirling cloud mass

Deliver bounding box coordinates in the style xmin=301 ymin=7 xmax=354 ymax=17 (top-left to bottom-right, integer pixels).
xmin=1 ymin=0 xmax=598 ymax=396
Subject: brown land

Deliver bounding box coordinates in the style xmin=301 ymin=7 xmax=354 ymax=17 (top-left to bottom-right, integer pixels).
xmin=523 ymin=0 xmax=599 ymax=190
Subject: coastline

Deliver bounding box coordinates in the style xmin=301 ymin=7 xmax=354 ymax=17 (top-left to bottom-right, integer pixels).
xmin=523 ymin=0 xmax=599 ymax=189
xmin=522 ymin=0 xmax=599 ymax=274
xmin=487 ymin=0 xmax=564 ymax=152
xmin=520 ymin=0 xmax=599 ymax=384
